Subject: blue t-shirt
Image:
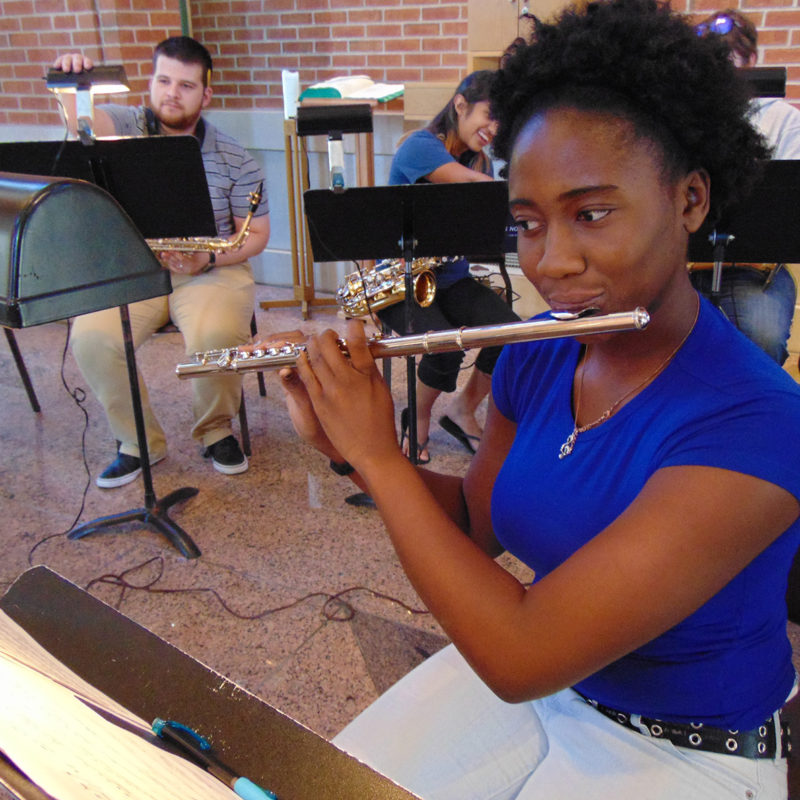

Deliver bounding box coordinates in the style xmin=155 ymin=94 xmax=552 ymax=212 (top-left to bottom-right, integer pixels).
xmin=389 ymin=129 xmax=490 ymax=289
xmin=492 ymin=296 xmax=800 ymax=729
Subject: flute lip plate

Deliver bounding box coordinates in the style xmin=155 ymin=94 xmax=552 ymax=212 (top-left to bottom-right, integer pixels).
xmin=549 ymin=307 xmax=601 ymax=320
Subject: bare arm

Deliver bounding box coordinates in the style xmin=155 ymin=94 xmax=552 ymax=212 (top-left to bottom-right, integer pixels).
xmin=293 ymin=321 xmax=800 ymax=704
xmin=278 ymin=319 xmax=504 ymax=551
xmin=371 ymin=460 xmax=798 ymax=703
xmin=426 ymin=161 xmax=494 ymax=183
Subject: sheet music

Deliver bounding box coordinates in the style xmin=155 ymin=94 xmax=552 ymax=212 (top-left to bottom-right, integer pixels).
xmin=0 ymin=611 xmax=239 ymax=800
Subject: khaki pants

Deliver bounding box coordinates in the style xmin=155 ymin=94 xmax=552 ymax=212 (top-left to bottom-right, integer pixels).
xmin=71 ymin=262 xmax=255 ymax=459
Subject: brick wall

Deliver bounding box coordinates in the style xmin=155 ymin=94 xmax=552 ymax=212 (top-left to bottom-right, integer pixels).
xmin=0 ymin=0 xmax=468 ymax=126
xmin=685 ymin=0 xmax=800 ymax=103
xmin=1 ymin=0 xmax=181 ymax=126
xmin=0 ymin=0 xmax=798 ymax=128
xmin=193 ymin=0 xmax=467 ymax=111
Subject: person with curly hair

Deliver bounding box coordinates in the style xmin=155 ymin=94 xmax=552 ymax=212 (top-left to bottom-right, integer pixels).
xmin=689 ymin=8 xmax=800 ymax=365
xmin=276 ymin=1 xmax=800 ymax=796
xmin=378 ymin=71 xmax=520 ymax=463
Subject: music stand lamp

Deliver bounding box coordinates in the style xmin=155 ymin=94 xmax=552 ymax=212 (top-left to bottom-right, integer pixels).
xmin=45 ymin=64 xmax=129 ymax=144
xmin=304 ymin=181 xmax=509 ymax=464
xmin=3 ymin=67 xmax=129 ymax=410
xmin=2 ymin=70 xmax=223 ymax=560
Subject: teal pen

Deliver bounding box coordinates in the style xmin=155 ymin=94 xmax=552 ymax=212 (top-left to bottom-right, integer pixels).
xmin=152 ymin=718 xmax=278 ymax=800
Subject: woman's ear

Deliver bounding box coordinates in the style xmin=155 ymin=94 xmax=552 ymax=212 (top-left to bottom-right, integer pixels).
xmin=453 ymin=93 xmax=468 ymax=118
xmin=682 ymin=169 xmax=710 ymax=233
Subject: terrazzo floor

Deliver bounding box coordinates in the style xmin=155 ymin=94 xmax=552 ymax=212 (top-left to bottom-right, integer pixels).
xmin=0 ymin=283 xmax=532 ymax=746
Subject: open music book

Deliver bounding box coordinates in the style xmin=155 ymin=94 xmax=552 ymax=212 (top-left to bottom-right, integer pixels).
xmin=0 ymin=566 xmax=421 ymax=800
xmin=0 ymin=610 xmax=239 ymax=800
xmin=299 ymin=75 xmax=404 ymax=102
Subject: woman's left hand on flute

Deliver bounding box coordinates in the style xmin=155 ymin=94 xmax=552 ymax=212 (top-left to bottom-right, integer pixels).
xmin=280 ymin=319 xmax=402 ymax=474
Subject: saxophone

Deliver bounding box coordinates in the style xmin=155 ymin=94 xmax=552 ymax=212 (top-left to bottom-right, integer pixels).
xmin=146 ymin=184 xmax=263 ymax=255
xmin=336 ymin=257 xmax=440 ymax=318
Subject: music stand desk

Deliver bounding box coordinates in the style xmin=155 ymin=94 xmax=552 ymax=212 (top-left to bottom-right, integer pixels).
xmin=303 ymin=180 xmax=510 ymax=463
xmin=0 ymin=567 xmax=419 ymax=800
xmin=0 ymin=137 xmax=216 ymax=240
xmin=260 ymin=115 xmax=375 ymax=319
xmin=303 ymin=181 xmax=509 ymax=263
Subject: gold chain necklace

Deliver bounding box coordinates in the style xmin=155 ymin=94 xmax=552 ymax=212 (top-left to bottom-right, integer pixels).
xmin=558 ymin=299 xmax=699 ymax=459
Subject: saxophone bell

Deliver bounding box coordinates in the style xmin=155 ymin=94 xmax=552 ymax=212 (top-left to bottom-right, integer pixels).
xmin=337 ymin=258 xmax=440 ymax=319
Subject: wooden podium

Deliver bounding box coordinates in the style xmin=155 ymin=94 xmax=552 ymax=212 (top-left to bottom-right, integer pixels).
xmin=261 ymin=108 xmax=376 ymax=320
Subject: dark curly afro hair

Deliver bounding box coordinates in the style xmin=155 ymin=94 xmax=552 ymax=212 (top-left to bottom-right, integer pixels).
xmin=490 ymin=0 xmax=771 ymax=223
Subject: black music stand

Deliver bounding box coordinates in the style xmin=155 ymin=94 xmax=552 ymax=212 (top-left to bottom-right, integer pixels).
xmin=304 ymin=181 xmax=509 ymax=463
xmin=0 ymin=137 xmax=216 ymax=240
xmin=0 ymin=566 xmax=420 ymax=800
xmin=687 ymin=160 xmax=800 ymax=306
xmin=0 ymin=136 xmax=218 ymax=559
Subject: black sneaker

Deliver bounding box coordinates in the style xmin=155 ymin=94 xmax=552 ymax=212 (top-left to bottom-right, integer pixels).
xmin=203 ymin=435 xmax=248 ymax=475
xmin=95 ymin=452 xmax=165 ymax=489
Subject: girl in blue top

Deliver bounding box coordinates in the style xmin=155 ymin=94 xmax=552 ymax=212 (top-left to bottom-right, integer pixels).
xmin=379 ymin=71 xmax=519 ymax=463
xmin=277 ymin=1 xmax=800 ymax=796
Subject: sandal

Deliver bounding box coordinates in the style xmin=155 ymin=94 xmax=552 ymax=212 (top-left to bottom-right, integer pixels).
xmin=400 ymin=407 xmax=431 ymax=465
xmin=439 ymin=415 xmax=481 ymax=455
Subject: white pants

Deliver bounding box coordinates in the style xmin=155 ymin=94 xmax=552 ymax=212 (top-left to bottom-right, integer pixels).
xmin=333 ymin=644 xmax=787 ymax=800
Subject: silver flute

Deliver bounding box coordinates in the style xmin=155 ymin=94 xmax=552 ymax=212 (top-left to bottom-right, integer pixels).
xmin=175 ymin=308 xmax=650 ymax=379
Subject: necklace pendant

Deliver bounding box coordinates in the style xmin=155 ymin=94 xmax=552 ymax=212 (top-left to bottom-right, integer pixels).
xmin=559 ymin=429 xmax=577 ymax=459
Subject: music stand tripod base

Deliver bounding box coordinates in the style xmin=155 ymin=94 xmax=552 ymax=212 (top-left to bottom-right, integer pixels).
xmin=68 ymin=485 xmax=201 ymax=559
xmin=68 ymin=304 xmax=202 ymax=559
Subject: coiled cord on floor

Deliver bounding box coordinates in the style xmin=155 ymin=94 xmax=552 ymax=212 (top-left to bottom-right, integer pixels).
xmin=20 ymin=323 xmax=430 ymax=625
xmin=85 ymin=555 xmax=430 ymax=622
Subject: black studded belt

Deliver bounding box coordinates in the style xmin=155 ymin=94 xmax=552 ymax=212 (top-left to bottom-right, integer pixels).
xmin=577 ymin=693 xmax=791 ymax=759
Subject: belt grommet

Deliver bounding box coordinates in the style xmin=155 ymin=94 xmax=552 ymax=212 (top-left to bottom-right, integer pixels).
xmin=650 ymin=724 xmax=663 ymax=737
xmin=759 ymin=725 xmax=768 ymax=737
xmin=758 ymin=741 xmax=767 ymax=754
xmin=726 ymin=738 xmax=738 ymax=752
xmin=689 ymin=733 xmax=703 ymax=746
xmin=616 ymin=712 xmax=628 ymax=723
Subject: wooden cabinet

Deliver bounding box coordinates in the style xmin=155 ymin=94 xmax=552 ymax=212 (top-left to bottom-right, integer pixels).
xmin=467 ymin=0 xmax=567 ymax=71
xmin=468 ymin=0 xmax=524 ymax=54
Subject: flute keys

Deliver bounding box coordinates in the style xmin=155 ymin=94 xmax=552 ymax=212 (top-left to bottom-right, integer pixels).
xmin=215 ymin=350 xmax=234 ymax=368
